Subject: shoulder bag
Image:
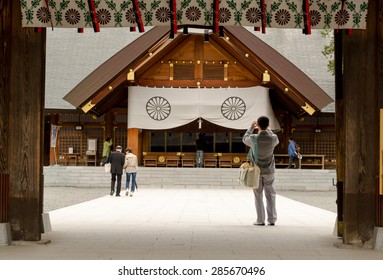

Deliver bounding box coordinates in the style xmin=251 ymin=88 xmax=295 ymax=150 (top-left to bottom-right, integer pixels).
xmin=239 ymin=136 xmax=260 ymax=189
xmin=104 ymin=163 xmax=111 ymax=173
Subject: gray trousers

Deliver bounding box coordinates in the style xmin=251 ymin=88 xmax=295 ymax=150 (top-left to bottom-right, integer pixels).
xmin=253 ymin=173 xmax=277 ymax=224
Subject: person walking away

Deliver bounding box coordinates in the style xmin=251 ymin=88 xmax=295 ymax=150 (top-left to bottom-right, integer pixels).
xmin=101 ymin=137 xmax=113 ymax=166
xmin=123 ymin=147 xmax=138 ymax=197
xmin=195 ymin=133 xmax=206 ymax=167
xmin=287 ymin=137 xmax=299 ymax=169
xmin=243 ymin=116 xmax=279 ymax=226
xmin=109 ymin=145 xmax=125 ymax=196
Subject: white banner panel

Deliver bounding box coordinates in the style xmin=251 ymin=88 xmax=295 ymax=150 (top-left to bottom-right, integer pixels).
xmin=128 ymin=86 xmax=280 ymax=131
xmin=50 ymin=124 xmax=59 ymax=148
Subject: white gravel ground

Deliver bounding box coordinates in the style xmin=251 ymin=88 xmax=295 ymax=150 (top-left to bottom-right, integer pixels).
xmin=43 ymin=187 xmax=337 ymax=213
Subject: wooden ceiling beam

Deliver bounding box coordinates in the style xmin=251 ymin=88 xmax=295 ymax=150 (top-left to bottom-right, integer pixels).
xmin=89 ymin=35 xmax=190 ymax=109
xmin=137 ymin=79 xmax=260 ymax=88
xmin=133 ymin=34 xmax=193 ymax=77
xmin=194 ymin=35 xmax=204 ymax=81
xmin=209 ymin=34 xmax=263 ymax=79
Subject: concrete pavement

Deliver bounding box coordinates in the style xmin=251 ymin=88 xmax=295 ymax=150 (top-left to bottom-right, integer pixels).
xmin=1 ymin=188 xmax=383 ymax=260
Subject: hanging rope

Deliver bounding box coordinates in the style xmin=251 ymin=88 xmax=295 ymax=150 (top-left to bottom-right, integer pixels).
xmin=44 ymin=0 xmax=54 ymax=30
xmin=340 ymin=0 xmax=352 ymax=35
xmin=260 ymin=0 xmax=266 ymax=34
xmin=170 ymin=0 xmax=177 ymax=38
xmin=213 ymin=0 xmax=220 ymax=33
xmin=88 ymin=0 xmax=100 ymax=32
xmin=132 ymin=0 xmax=144 ymax=32
xmin=303 ymin=0 xmax=311 ymax=35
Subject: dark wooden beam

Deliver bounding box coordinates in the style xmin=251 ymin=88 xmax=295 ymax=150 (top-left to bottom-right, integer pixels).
xmin=194 ymin=35 xmax=204 ymax=81
xmin=0 ymin=1 xmax=11 ymax=175
xmin=136 ymin=79 xmax=260 ymax=88
xmin=334 ymin=29 xmax=344 ymax=238
xmin=341 ymin=0 xmax=380 ymax=245
xmin=0 ymin=1 xmax=11 ymax=226
xmin=1 ymin=0 xmax=45 ymax=241
xmin=377 ymin=0 xmax=383 ymax=227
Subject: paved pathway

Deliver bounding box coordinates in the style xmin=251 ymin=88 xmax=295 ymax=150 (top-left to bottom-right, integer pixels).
xmin=1 ymin=188 xmax=383 ymax=260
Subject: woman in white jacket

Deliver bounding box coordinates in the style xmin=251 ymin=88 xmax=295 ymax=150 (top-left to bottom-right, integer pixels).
xmin=123 ymin=148 xmax=138 ymax=196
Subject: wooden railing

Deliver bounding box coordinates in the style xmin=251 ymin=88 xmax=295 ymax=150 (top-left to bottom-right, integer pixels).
xmin=142 ymin=152 xmax=249 ymax=168
xmin=274 ymin=154 xmax=325 ymax=169
xmin=142 ymin=152 xmax=330 ymax=169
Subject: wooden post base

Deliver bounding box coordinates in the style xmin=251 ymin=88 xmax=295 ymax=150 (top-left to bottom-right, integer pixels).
xmin=42 ymin=213 xmax=52 ymax=233
xmin=0 ymin=223 xmax=12 ymax=246
xmin=373 ymin=227 xmax=383 ymax=251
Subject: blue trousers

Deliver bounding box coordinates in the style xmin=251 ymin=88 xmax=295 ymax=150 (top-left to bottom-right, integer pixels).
xmin=126 ymin=172 xmax=137 ymax=192
xmin=196 ymin=150 xmax=204 ymax=167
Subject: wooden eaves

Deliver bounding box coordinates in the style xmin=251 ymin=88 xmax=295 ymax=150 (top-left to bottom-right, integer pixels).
xmin=63 ymin=26 xmax=333 ymax=118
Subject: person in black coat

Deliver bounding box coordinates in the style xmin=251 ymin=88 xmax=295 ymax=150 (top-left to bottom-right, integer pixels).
xmin=109 ymin=145 xmax=126 ymax=196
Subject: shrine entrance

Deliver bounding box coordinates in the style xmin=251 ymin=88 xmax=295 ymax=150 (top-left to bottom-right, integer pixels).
xmin=0 ymin=0 xmax=382 ymax=249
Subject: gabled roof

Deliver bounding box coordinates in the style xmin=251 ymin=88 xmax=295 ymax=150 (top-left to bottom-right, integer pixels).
xmin=223 ymin=27 xmax=333 ymax=111
xmin=64 ymin=26 xmax=170 ymax=108
xmin=64 ymin=26 xmax=333 ymax=117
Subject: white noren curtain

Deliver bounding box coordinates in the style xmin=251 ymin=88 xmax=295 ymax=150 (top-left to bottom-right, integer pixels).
xmin=127 ymin=86 xmax=280 ymax=131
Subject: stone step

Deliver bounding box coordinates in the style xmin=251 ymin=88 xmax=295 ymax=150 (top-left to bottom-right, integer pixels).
xmin=43 ymin=166 xmax=336 ymax=191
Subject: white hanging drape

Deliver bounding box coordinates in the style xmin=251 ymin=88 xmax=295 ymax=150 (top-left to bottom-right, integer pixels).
xmin=128 ymin=86 xmax=280 ymax=131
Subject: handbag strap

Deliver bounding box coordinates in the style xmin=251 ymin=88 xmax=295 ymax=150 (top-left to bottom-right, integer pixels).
xmin=247 ymin=135 xmax=258 ymax=165
xmin=253 ymin=135 xmax=258 ymax=164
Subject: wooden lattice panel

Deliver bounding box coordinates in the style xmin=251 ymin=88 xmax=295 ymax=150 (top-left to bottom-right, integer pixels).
xmin=114 ymin=127 xmax=127 ymax=150
xmin=58 ymin=128 xmax=82 ymax=155
xmin=82 ymin=128 xmax=104 ymax=160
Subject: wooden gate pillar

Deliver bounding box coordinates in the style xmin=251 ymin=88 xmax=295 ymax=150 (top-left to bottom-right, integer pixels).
xmin=339 ymin=0 xmax=382 ymax=245
xmin=379 ymin=110 xmax=383 ymax=226
xmin=334 ymin=30 xmax=344 ymax=238
xmin=0 ymin=2 xmax=11 ymax=226
xmin=0 ymin=0 xmax=45 ymax=241
xmin=376 ymin=1 xmax=383 ymax=228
